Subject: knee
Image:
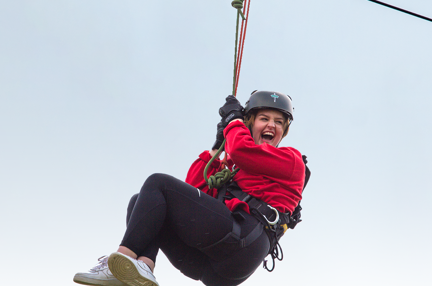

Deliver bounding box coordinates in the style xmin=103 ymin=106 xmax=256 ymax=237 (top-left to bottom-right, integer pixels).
xmin=146 ymin=173 xmax=168 ymax=183
xmin=126 ymin=193 xmax=139 ymax=226
xmin=128 ymin=193 xmax=139 ymax=207
xmin=142 ymin=173 xmax=171 ymax=189
xmin=140 ymin=173 xmax=181 ymax=197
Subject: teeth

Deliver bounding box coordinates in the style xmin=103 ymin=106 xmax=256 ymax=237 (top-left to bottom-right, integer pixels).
xmin=262 ymin=132 xmax=274 ymax=141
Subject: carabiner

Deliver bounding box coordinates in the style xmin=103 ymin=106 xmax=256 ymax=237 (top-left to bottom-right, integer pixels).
xmin=264 ymin=205 xmax=279 ymax=226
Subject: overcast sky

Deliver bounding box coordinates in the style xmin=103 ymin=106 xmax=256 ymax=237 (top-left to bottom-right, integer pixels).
xmin=1 ymin=1 xmax=431 ymax=285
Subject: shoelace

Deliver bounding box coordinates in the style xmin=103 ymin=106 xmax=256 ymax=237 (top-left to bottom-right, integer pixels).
xmin=90 ymin=256 xmax=109 ymax=272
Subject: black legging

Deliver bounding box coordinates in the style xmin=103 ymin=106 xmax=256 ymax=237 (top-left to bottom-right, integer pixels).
xmin=122 ymin=173 xmax=270 ymax=286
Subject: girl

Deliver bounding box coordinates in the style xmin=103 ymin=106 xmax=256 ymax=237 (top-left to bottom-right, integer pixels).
xmin=74 ymin=91 xmax=306 ymax=286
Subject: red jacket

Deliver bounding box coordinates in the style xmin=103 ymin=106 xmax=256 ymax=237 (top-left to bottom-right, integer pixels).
xmin=185 ymin=120 xmax=305 ymax=214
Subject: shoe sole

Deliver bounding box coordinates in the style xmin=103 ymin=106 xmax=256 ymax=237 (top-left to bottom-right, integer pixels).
xmin=73 ymin=274 xmax=127 ymax=286
xmin=108 ymin=253 xmax=158 ymax=286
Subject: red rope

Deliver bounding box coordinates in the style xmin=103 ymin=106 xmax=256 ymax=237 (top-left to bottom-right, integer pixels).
xmin=223 ymin=0 xmax=251 ymax=169
xmin=235 ymin=12 xmax=245 ymax=85
xmin=234 ymin=0 xmax=251 ymax=97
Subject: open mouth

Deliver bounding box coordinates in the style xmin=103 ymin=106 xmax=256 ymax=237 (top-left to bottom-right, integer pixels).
xmin=261 ymin=132 xmax=274 ymax=142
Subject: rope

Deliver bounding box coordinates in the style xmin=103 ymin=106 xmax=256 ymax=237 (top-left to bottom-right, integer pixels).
xmin=204 ymin=1 xmax=251 ymax=188
xmin=235 ymin=0 xmax=251 ymax=96
xmin=203 ymin=139 xmax=240 ymax=189
xmin=231 ymin=0 xmax=244 ymax=96
xmin=231 ymin=0 xmax=250 ymax=96
xmin=232 ymin=0 xmax=246 ymax=20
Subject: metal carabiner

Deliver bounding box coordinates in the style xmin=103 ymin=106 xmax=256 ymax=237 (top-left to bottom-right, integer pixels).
xmin=263 ymin=205 xmax=280 ymax=226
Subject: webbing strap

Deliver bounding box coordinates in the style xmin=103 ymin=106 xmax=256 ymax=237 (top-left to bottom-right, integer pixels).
xmin=232 ymin=216 xmax=264 ymax=248
xmin=232 ymin=218 xmax=241 ymax=238
xmin=240 ymin=222 xmax=263 ymax=248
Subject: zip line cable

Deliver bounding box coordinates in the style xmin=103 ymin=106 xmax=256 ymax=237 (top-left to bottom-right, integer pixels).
xmin=369 ymin=0 xmax=432 ymax=22
xmin=204 ymin=0 xmax=250 ymax=189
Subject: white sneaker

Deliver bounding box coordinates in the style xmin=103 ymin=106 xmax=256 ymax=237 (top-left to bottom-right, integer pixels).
xmin=108 ymin=252 xmax=159 ymax=286
xmin=74 ymin=255 xmax=128 ymax=286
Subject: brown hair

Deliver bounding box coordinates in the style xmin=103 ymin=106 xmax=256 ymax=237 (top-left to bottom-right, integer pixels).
xmin=244 ymin=108 xmax=290 ymax=140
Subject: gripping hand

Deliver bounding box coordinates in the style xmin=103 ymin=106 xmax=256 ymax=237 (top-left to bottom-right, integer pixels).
xmin=219 ymin=95 xmax=244 ymax=127
xmin=211 ymin=121 xmax=225 ymax=150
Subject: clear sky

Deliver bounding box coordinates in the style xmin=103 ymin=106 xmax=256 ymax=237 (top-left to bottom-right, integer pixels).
xmin=1 ymin=1 xmax=431 ymax=285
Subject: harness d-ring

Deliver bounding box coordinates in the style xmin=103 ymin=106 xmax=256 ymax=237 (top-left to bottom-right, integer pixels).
xmin=264 ymin=205 xmax=279 ymax=226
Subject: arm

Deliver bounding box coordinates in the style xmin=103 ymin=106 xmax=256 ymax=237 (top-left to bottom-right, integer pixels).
xmin=186 ymin=96 xmax=243 ymax=194
xmin=185 ymin=151 xmax=223 ymax=197
xmin=209 ymin=149 xmax=221 ymax=158
xmin=223 ymin=120 xmax=305 ymax=183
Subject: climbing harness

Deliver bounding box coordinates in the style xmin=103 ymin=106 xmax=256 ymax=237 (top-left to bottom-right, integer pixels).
xmin=214 ymin=155 xmax=311 ymax=272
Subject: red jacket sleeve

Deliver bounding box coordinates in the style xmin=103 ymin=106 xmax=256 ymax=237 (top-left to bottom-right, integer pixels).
xmin=223 ymin=120 xmax=305 ymax=213
xmin=185 ymin=151 xmax=223 ymax=198
xmin=224 ymin=121 xmax=304 ymax=183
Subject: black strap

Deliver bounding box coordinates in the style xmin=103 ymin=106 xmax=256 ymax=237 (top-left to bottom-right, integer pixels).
xmin=227 ymin=187 xmax=265 ymax=249
xmin=238 ymin=221 xmax=264 ymax=248
xmin=302 ymin=155 xmax=311 ymax=189
xmin=288 ymin=155 xmax=311 ymax=229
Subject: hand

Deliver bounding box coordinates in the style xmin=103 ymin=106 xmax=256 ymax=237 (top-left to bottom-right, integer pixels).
xmin=219 ymin=95 xmax=244 ymax=127
xmin=211 ymin=121 xmax=225 ymax=150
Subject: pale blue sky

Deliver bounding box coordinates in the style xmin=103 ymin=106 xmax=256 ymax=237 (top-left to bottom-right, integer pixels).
xmin=1 ymin=1 xmax=431 ymax=285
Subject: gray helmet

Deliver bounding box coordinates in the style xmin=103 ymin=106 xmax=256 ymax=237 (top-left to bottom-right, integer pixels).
xmin=244 ymin=90 xmax=294 ymax=124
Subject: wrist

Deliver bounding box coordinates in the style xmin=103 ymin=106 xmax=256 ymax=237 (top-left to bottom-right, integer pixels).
xmin=229 ymin=119 xmax=244 ymax=125
xmin=209 ymin=149 xmax=220 ymax=158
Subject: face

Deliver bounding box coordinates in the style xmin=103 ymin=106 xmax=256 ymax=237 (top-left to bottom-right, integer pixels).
xmin=251 ymin=109 xmax=286 ymax=147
